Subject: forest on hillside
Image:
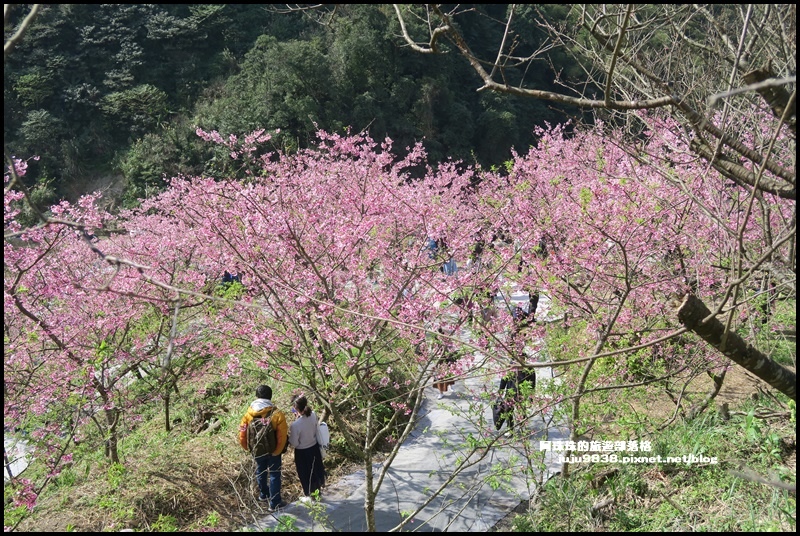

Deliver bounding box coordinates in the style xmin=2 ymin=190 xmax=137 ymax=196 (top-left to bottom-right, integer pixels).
xmin=4 ymin=4 xmax=580 ymax=212
xmin=4 ymin=4 xmax=795 ymax=533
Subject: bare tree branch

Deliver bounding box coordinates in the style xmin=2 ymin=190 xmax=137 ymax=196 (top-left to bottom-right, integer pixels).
xmin=393 ymin=4 xmax=448 ymax=54
xmin=4 ymin=4 xmax=40 ymax=62
xmin=741 ymin=69 xmax=797 ymax=135
xmin=405 ymin=4 xmax=797 ymax=199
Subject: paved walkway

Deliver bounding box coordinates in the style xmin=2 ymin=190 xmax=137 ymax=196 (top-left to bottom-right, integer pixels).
xmin=4 ymin=436 xmax=30 ymax=483
xmin=247 ymin=296 xmax=569 ymax=532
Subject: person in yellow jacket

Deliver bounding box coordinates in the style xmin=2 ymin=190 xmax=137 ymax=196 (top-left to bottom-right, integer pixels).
xmin=238 ymin=385 xmax=289 ymax=510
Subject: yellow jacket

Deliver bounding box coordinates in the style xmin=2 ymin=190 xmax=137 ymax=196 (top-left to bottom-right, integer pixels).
xmin=238 ymin=400 xmax=288 ymax=455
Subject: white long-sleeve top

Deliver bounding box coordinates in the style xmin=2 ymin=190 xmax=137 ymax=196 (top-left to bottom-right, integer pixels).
xmin=288 ymin=411 xmax=319 ymax=450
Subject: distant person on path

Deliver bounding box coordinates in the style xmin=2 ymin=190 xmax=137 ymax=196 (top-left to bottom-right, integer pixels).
xmin=438 ymin=236 xmax=458 ymax=276
xmin=426 ymin=236 xmax=439 ymax=260
xmin=433 ymin=353 xmax=457 ymax=399
xmin=467 ymin=231 xmax=486 ymax=272
xmin=222 ymin=270 xmax=239 ymax=283
xmin=479 ymin=286 xmax=500 ymax=323
xmin=288 ymin=395 xmax=326 ymax=502
xmin=426 ymin=237 xmax=458 ymax=275
xmin=453 ymin=289 xmax=480 ymax=324
xmin=494 ymin=364 xmax=537 ymax=435
xmin=432 ymin=328 xmax=458 ymax=399
xmin=221 ymin=267 xmax=242 ymax=285
xmin=238 ymin=385 xmax=289 ymax=510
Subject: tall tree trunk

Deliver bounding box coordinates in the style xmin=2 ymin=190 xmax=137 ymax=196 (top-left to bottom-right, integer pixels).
xmin=676 ymin=293 xmax=796 ymax=400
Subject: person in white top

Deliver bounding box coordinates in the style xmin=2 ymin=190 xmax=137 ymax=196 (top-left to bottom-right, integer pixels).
xmin=288 ymin=395 xmax=326 ymax=501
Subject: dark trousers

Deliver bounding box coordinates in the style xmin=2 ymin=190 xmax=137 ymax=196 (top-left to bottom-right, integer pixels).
xmin=294 ymin=444 xmax=326 ymax=497
xmin=255 ymin=454 xmax=282 ymax=507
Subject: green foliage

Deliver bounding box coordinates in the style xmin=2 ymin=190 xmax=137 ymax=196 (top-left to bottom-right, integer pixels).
xmin=14 ymin=70 xmax=57 ymax=107
xmin=543 ymin=319 xmax=588 ymax=363
xmin=211 ymin=279 xmax=247 ymax=303
xmin=195 ymin=35 xmax=332 ymax=154
xmin=19 ymin=109 xmax=64 ymax=152
xmin=96 ymin=494 xmax=135 ymax=524
xmin=14 ymin=173 xmax=59 ymax=228
xmin=6 ymin=4 xmax=576 ymax=203
xmin=2 ymin=503 xmax=30 ymax=532
xmin=4 ymin=4 xmax=283 ymax=200
xmin=268 ymin=515 xmax=298 ymax=532
xmin=151 ymin=513 xmax=179 ymax=532
xmin=118 ymin=115 xmax=209 ymax=206
xmin=740 ymin=409 xmax=785 ymax=465
xmin=106 ymin=462 xmax=127 ymax=490
xmin=118 ymin=133 xmax=174 ymax=205
xmin=752 ymin=299 xmax=796 ymax=367
xmin=101 ymin=84 xmax=168 ymax=140
xmin=507 ymin=313 xmax=796 ymax=532
xmin=53 ymin=467 xmax=78 ymax=489
xmin=621 ymin=345 xmax=667 ymax=382
xmin=526 ymin=474 xmax=595 ymax=531
xmin=578 ymin=186 xmax=593 ymax=210
xmin=201 ymin=510 xmax=221 ymax=528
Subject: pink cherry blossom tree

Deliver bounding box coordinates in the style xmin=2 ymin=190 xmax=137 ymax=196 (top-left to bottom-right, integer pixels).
xmin=129 ymin=128 xmax=528 ymax=529
xmin=472 ymin=116 xmax=795 ymax=457
xmin=5 ymin=119 xmax=793 ymax=530
xmin=4 ymin=167 xmax=239 ymax=525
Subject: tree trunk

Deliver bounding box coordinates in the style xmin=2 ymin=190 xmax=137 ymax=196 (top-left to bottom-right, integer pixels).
xmin=164 ymin=392 xmax=171 ymax=432
xmin=364 ymin=461 xmax=377 ymax=532
xmin=104 ymin=407 xmax=121 ymax=464
xmin=676 ymin=293 xmax=796 ymax=400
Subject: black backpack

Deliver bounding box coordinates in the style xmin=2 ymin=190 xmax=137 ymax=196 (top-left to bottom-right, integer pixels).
xmin=247 ymin=408 xmax=277 ymax=457
xmin=492 ymin=396 xmax=513 ymax=431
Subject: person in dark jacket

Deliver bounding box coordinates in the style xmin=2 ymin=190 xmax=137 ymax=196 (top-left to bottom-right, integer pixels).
xmin=494 ymin=364 xmax=536 ymax=434
xmin=222 ymin=269 xmax=242 ymax=284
